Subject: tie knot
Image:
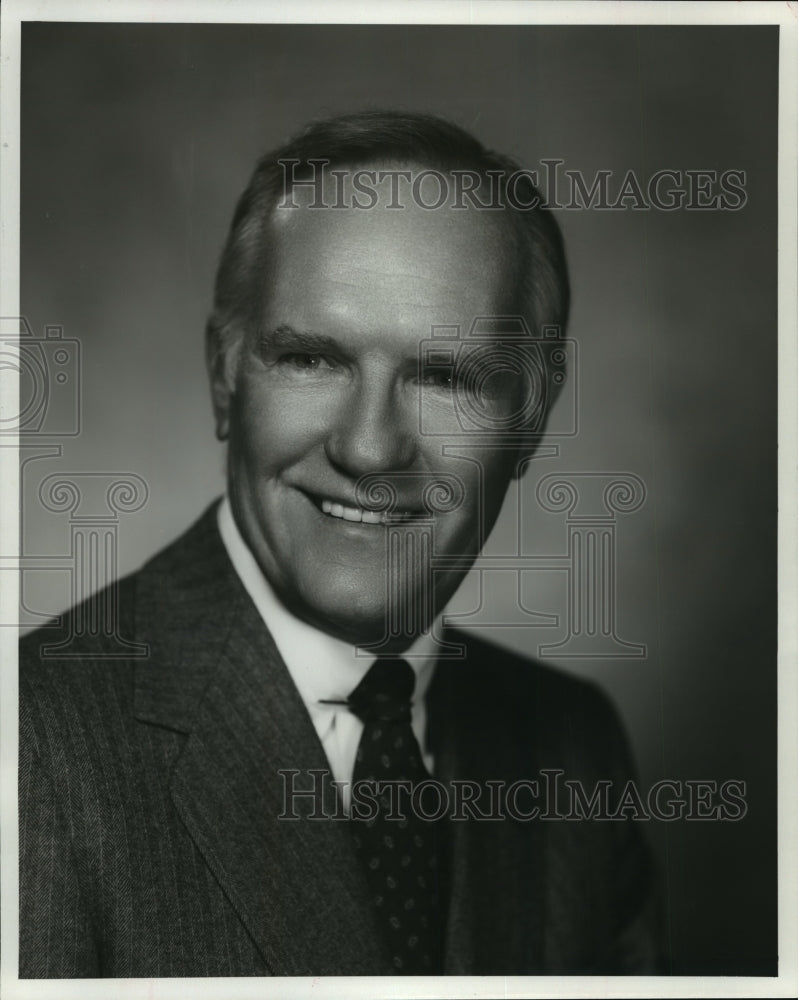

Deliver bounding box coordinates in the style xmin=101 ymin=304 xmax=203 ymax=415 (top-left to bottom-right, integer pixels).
xmin=347 ymin=656 xmax=415 ymax=723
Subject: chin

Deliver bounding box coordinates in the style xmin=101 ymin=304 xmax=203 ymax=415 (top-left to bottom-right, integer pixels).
xmin=304 ymin=600 xmax=393 ymax=647
xmin=292 ymin=571 xmax=432 ymax=648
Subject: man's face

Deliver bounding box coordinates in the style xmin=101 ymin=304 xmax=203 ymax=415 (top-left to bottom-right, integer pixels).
xmin=217 ymin=173 xmax=528 ymax=647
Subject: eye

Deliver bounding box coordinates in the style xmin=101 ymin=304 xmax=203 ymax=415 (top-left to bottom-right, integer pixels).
xmin=281 ymin=353 xmax=336 ymax=371
xmin=419 ymin=367 xmax=457 ymax=390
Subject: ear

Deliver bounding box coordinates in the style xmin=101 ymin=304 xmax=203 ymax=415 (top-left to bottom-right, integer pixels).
xmin=205 ymin=322 xmax=238 ymax=441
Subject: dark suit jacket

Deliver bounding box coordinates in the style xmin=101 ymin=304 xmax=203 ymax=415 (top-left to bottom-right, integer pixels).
xmin=19 ymin=503 xmax=660 ymax=977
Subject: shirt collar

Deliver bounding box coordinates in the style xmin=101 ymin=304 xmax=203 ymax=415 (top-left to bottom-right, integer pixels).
xmin=217 ymin=497 xmax=438 ymax=726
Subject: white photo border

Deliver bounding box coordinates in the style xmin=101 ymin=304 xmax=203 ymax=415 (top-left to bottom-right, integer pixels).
xmin=1 ymin=3 xmax=795 ymax=999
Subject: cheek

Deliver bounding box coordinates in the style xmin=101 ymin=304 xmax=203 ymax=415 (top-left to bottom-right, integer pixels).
xmin=230 ymin=379 xmax=328 ymax=473
xmin=430 ymin=449 xmax=514 ymax=531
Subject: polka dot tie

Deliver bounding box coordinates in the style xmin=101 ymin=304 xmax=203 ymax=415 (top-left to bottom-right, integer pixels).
xmin=347 ymin=656 xmax=446 ymax=975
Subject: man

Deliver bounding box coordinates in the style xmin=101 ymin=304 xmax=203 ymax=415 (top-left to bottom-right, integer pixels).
xmin=19 ymin=111 xmax=660 ymax=977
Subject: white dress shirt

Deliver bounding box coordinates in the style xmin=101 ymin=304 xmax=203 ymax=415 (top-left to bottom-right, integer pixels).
xmin=217 ymin=497 xmax=438 ymax=809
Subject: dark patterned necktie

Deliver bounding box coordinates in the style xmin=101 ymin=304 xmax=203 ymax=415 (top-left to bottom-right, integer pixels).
xmin=347 ymin=656 xmax=446 ymax=974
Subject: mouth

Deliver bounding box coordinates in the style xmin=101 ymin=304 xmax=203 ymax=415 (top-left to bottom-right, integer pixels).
xmin=310 ymin=495 xmax=427 ymax=525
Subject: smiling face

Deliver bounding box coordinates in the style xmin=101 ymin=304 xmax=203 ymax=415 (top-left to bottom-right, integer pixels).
xmin=212 ymin=171 xmax=528 ymax=647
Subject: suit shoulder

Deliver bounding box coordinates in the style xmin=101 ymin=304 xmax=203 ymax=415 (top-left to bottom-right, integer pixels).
xmin=452 ymin=628 xmax=619 ymax=717
xmin=444 ymin=629 xmax=635 ymax=774
xmin=19 ymin=584 xmax=140 ymax=757
xmin=19 ymin=543 xmax=158 ymax=746
xmin=19 ymin=502 xmax=226 ymax=741
xmin=19 ymin=501 xmax=222 ymax=671
xmin=19 ymin=567 xmax=137 ymax=673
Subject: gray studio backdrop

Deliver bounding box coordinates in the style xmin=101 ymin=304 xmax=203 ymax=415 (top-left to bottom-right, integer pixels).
xmin=19 ymin=23 xmax=777 ymax=975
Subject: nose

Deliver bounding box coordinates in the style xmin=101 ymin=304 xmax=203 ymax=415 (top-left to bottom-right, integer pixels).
xmin=325 ymin=374 xmax=418 ymax=477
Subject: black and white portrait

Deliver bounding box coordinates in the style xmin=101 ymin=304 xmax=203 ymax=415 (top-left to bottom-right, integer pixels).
xmin=1 ymin=3 xmax=792 ymax=996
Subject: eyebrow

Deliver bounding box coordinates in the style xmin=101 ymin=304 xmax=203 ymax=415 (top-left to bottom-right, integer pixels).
xmin=258 ymin=324 xmax=343 ymax=355
xmin=258 ymin=322 xmax=449 ymax=375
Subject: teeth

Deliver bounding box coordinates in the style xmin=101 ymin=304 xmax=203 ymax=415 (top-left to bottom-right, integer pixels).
xmin=318 ymin=499 xmax=418 ymax=524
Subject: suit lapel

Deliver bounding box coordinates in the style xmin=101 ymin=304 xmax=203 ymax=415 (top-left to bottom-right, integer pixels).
xmin=134 ymin=507 xmax=390 ymax=975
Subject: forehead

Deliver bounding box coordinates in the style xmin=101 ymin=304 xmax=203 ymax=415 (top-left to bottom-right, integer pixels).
xmin=265 ymin=167 xmax=517 ymax=327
